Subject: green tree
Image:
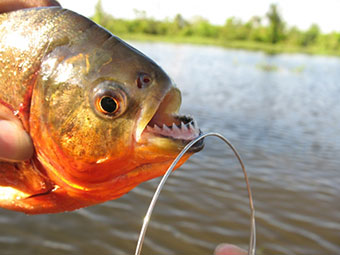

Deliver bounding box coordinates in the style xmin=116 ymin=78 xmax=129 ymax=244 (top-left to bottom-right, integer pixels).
xmin=221 ymin=17 xmax=243 ymax=40
xmin=168 ymin=14 xmax=189 ymax=35
xmin=174 ymin=14 xmax=186 ymax=30
xmin=300 ymin=24 xmax=320 ymax=46
xmin=191 ymin=17 xmax=220 ymax=38
xmin=92 ymin=0 xmax=108 ymax=26
xmin=318 ymin=32 xmax=340 ymax=50
xmin=266 ymin=4 xmax=284 ymax=44
xmin=248 ymin=17 xmax=267 ymax=42
xmin=285 ymin=26 xmax=303 ymax=45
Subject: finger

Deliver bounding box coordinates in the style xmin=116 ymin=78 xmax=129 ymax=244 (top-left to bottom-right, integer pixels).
xmin=0 ymin=120 xmax=33 ymax=161
xmin=0 ymin=104 xmax=23 ymax=127
xmin=214 ymin=244 xmax=247 ymax=255
xmin=0 ymin=0 xmax=61 ymax=14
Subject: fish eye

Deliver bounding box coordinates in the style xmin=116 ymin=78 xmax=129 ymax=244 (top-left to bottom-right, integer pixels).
xmin=92 ymin=81 xmax=127 ymax=118
xmin=98 ymin=96 xmax=119 ymax=114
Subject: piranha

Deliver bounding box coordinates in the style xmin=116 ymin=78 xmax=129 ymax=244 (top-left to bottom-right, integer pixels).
xmin=0 ymin=2 xmax=203 ymax=214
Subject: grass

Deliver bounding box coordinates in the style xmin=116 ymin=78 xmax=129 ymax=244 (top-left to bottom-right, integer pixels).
xmin=115 ymin=33 xmax=340 ymax=56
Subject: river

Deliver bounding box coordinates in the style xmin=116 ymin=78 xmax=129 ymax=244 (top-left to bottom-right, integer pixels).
xmin=0 ymin=42 xmax=339 ymax=255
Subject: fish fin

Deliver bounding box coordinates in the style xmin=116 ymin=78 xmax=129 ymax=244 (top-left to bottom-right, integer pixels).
xmin=0 ymin=0 xmax=61 ymax=14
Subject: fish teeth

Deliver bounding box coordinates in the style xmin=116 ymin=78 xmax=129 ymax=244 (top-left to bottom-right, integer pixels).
xmin=145 ymin=120 xmax=200 ymax=140
xmin=172 ymin=123 xmax=181 ymax=136
xmin=154 ymin=124 xmax=161 ymax=133
xmin=180 ymin=121 xmax=188 ymax=132
xmin=162 ymin=124 xmax=171 ymax=135
xmin=188 ymin=123 xmax=199 ymax=136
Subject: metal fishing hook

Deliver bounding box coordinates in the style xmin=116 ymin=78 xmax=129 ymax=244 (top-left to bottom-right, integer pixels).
xmin=135 ymin=132 xmax=256 ymax=255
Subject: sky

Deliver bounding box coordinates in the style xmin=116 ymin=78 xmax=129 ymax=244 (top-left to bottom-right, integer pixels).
xmin=58 ymin=0 xmax=340 ymax=33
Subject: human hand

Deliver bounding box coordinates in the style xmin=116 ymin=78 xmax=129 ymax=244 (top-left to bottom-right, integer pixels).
xmin=0 ymin=0 xmax=60 ymax=14
xmin=0 ymin=1 xmax=59 ymax=161
xmin=214 ymin=243 xmax=247 ymax=255
xmin=0 ymin=105 xmax=33 ymax=162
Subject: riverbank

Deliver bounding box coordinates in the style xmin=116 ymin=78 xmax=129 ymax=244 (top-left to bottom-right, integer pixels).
xmin=117 ymin=33 xmax=340 ymax=56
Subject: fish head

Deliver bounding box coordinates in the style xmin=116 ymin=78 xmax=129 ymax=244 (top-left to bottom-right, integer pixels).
xmin=30 ymin=25 xmax=203 ymax=202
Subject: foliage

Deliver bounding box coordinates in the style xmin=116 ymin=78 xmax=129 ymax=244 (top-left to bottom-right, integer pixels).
xmin=266 ymin=4 xmax=285 ymax=44
xmin=90 ymin=1 xmax=340 ymax=56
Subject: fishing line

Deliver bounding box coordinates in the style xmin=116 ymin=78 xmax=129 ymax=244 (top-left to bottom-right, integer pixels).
xmin=135 ymin=132 xmax=256 ymax=255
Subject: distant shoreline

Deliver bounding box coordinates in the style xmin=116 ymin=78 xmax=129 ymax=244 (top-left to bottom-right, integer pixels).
xmin=117 ymin=33 xmax=340 ymax=57
xmin=91 ymin=1 xmax=340 ymax=57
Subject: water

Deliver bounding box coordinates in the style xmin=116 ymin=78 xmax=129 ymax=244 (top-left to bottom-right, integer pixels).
xmin=1 ymin=42 xmax=340 ymax=255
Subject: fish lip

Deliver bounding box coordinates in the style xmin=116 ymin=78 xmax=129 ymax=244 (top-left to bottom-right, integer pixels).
xmin=187 ymin=130 xmax=205 ymax=152
xmin=135 ymin=108 xmax=156 ymax=142
xmin=135 ymin=87 xmax=181 ymax=142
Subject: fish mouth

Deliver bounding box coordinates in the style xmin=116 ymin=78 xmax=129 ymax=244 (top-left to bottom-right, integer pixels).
xmin=136 ymin=88 xmax=204 ymax=152
xmin=145 ymin=115 xmax=204 ymax=152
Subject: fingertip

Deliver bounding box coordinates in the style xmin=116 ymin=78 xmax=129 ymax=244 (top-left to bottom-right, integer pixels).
xmin=15 ymin=124 xmax=34 ymax=161
xmin=0 ymin=120 xmax=33 ymax=161
xmin=214 ymin=243 xmax=248 ymax=255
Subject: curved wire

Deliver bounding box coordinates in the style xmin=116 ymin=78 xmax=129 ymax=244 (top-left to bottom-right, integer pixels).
xmin=135 ymin=132 xmax=256 ymax=255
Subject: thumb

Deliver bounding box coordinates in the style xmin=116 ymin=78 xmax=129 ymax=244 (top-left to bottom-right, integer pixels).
xmin=0 ymin=120 xmax=33 ymax=161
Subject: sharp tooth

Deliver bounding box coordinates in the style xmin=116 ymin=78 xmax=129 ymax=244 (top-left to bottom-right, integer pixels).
xmin=181 ymin=121 xmax=188 ymax=132
xmin=154 ymin=124 xmax=161 ymax=133
xmin=163 ymin=124 xmax=171 ymax=134
xmin=172 ymin=123 xmax=181 ymax=136
xmin=146 ymin=126 xmax=152 ymax=131
xmin=190 ymin=122 xmax=199 ymax=136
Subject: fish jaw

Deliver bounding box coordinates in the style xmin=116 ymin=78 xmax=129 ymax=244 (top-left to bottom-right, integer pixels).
xmin=134 ymin=87 xmax=181 ymax=142
xmin=135 ymin=87 xmax=204 ymax=154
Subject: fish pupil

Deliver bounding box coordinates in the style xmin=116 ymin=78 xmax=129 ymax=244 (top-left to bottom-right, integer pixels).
xmin=100 ymin=96 xmax=118 ymax=113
